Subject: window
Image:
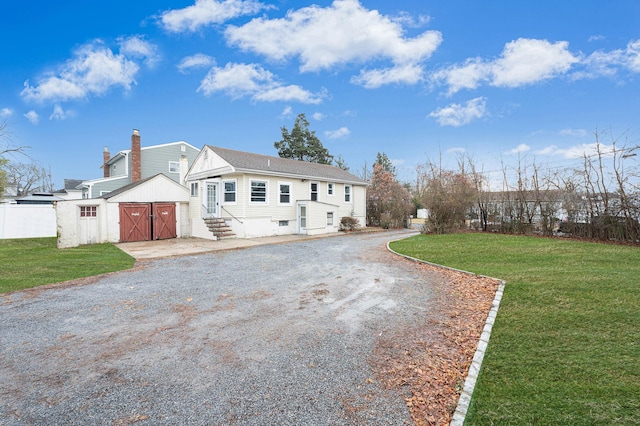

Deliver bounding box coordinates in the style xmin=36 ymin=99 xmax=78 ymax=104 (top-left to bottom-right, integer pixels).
xmin=310 ymin=182 xmax=319 ymax=201
xmin=279 ymin=220 xmax=289 ymax=227
xmin=169 ymin=161 xmax=179 ymax=173
xmin=190 ymin=182 xmax=198 ymax=197
xmin=80 ymin=206 xmax=97 ymax=217
xmin=224 ymin=180 xmax=236 ymax=203
xmin=250 ymin=180 xmax=267 ymax=203
xmin=279 ymin=182 xmax=291 ymax=205
xmin=327 ymin=183 xmax=334 ymax=196
xmin=327 ymin=212 xmax=334 ymax=226
xmin=344 ymin=185 xmax=352 ymax=203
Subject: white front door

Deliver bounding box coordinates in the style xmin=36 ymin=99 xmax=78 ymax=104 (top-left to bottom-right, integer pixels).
xmin=202 ymin=182 xmax=220 ymax=218
xmin=298 ymin=203 xmax=307 ymax=234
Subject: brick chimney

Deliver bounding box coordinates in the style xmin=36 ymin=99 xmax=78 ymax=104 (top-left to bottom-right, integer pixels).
xmin=103 ymin=146 xmax=110 ymax=178
xmin=131 ymin=129 xmax=141 ymax=182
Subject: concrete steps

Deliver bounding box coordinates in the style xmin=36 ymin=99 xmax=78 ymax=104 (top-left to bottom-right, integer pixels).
xmin=203 ymin=217 xmax=236 ymax=240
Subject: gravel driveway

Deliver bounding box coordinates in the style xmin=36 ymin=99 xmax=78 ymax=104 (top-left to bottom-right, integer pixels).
xmin=1 ymin=230 xmax=439 ymax=425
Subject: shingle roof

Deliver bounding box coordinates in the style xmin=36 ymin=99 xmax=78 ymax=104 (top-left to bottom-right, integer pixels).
xmin=207 ymin=146 xmax=367 ymax=185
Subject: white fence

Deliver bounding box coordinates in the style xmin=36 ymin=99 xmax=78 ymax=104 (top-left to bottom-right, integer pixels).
xmin=0 ymin=204 xmax=57 ymax=239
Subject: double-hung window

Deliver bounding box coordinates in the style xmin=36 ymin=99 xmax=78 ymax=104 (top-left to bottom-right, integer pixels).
xmin=344 ymin=185 xmax=352 ymax=203
xmin=250 ymin=180 xmax=267 ymax=204
xmin=169 ymin=161 xmax=179 ymax=173
xmin=327 ymin=183 xmax=334 ymax=196
xmin=224 ymin=180 xmax=236 ymax=203
xmin=190 ymin=182 xmax=198 ymax=197
xmin=310 ymin=182 xmax=319 ymax=201
xmin=279 ymin=182 xmax=292 ymax=205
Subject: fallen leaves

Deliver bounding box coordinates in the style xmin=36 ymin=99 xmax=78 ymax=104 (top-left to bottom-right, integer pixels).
xmin=371 ymin=259 xmax=499 ymax=426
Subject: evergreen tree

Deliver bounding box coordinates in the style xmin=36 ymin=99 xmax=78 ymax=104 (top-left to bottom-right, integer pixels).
xmin=275 ymin=113 xmax=333 ymax=164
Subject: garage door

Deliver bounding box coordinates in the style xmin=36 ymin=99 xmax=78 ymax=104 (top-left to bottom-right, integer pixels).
xmin=153 ymin=203 xmax=177 ymax=240
xmin=120 ymin=203 xmax=151 ymax=242
xmin=120 ymin=203 xmax=177 ymax=243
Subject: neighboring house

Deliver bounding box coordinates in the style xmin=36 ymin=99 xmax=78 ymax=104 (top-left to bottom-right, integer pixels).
xmin=57 ymin=174 xmax=190 ymax=248
xmin=186 ymin=146 xmax=367 ymax=240
xmin=53 ymin=179 xmax=85 ymax=200
xmin=81 ymin=129 xmax=200 ymax=198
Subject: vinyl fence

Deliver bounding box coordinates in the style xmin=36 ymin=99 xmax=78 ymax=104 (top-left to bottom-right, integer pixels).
xmin=0 ymin=204 xmax=57 ymax=239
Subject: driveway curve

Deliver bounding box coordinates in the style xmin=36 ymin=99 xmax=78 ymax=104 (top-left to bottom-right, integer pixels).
xmin=1 ymin=230 xmax=439 ymax=425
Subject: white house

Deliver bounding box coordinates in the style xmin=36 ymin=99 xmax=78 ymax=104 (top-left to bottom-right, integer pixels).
xmin=186 ymin=146 xmax=367 ymax=239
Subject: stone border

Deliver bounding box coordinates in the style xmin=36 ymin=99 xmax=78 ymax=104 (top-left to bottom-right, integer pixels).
xmin=386 ymin=238 xmax=506 ymax=426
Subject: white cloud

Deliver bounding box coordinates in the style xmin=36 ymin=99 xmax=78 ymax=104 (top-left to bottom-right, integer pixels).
xmin=491 ymin=39 xmax=578 ymax=87
xmin=352 ymin=63 xmax=425 ymax=88
xmin=312 ymin=112 xmax=325 ymax=121
xmin=21 ymin=38 xmax=158 ymax=104
xmin=280 ymin=106 xmax=294 ymax=118
xmin=432 ymin=38 xmax=579 ymax=95
xmin=538 ymin=143 xmax=617 ymax=159
xmin=536 ymin=145 xmax=558 ymax=155
xmin=447 ymin=147 xmax=466 ymax=154
xmin=177 ymin=54 xmax=216 ymax=74
xmin=159 ymin=0 xmax=270 ymax=33
xmin=428 ymin=97 xmax=487 ymax=127
xmin=198 ymin=62 xmax=325 ymax=104
xmin=49 ymin=104 xmax=73 ymax=120
xmin=119 ymin=35 xmax=160 ymax=67
xmin=506 ymin=143 xmax=531 ymax=155
xmin=0 ymin=108 xmax=13 ymax=118
xmin=225 ymin=0 xmax=441 ymax=86
xmin=325 ymin=127 xmax=350 ymax=139
xmin=559 ymin=128 xmax=588 ymax=138
xmin=24 ymin=111 xmax=39 ymax=125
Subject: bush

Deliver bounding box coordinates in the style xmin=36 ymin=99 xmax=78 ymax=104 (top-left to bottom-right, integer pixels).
xmin=340 ymin=216 xmax=359 ymax=231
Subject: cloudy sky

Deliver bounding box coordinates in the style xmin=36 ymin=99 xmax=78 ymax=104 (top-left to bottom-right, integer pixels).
xmin=2 ymin=0 xmax=639 ymax=187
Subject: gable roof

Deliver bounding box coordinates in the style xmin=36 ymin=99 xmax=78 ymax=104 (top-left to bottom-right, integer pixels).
xmin=206 ymin=146 xmax=367 ymax=185
xmin=99 ymin=174 xmax=158 ymax=199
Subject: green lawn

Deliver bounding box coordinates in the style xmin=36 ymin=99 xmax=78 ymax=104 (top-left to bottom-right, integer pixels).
xmin=0 ymin=237 xmax=135 ymax=293
xmin=389 ymin=233 xmax=640 ymax=425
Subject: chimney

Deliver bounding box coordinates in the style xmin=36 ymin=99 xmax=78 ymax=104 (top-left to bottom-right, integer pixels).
xmin=131 ymin=129 xmax=141 ymax=182
xmin=179 ymin=154 xmax=189 ymax=186
xmin=103 ymin=146 xmax=110 ymax=178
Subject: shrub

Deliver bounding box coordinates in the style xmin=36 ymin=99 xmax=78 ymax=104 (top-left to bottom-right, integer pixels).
xmin=340 ymin=216 xmax=359 ymax=231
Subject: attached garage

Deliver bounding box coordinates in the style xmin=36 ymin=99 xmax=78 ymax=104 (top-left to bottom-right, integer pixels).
xmin=57 ymin=174 xmax=190 ymax=248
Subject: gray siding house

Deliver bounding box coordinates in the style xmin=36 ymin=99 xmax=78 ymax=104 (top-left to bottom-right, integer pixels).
xmin=81 ymin=129 xmax=200 ymax=198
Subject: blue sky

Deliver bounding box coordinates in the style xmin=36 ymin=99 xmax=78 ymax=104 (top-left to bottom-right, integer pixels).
xmin=2 ymin=0 xmax=639 ymax=188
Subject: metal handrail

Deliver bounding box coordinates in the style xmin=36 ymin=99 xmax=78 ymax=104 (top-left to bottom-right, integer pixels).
xmin=221 ymin=206 xmax=244 ymax=224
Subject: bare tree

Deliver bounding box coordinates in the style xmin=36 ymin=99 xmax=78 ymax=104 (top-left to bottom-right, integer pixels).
xmin=417 ymin=159 xmax=476 ymax=234
xmin=4 ymin=162 xmax=53 ymax=196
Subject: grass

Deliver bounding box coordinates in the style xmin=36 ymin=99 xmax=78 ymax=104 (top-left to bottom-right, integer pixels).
xmin=389 ymin=233 xmax=640 ymax=425
xmin=0 ymin=237 xmax=135 ymax=293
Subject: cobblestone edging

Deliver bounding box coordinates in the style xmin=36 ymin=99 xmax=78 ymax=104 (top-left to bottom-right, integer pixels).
xmin=386 ymin=239 xmax=506 ymax=426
